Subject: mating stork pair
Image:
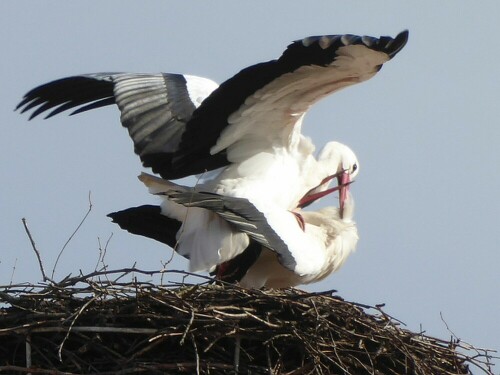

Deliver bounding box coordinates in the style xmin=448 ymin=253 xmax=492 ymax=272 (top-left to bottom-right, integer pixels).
xmin=17 ymin=30 xmax=408 ymax=288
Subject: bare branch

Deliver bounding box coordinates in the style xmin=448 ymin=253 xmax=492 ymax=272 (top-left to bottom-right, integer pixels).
xmin=21 ymin=217 xmax=52 ymax=283
xmin=52 ymin=191 xmax=93 ymax=279
xmin=9 ymin=257 xmax=18 ymax=286
xmin=58 ymin=297 xmax=96 ymax=362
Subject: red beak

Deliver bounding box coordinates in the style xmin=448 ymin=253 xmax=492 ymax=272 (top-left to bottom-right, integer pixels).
xmin=297 ymin=170 xmax=345 ymax=208
xmin=339 ymin=171 xmax=350 ymax=219
xmin=297 ymin=170 xmax=353 ymax=209
xmin=297 ymin=184 xmax=341 ymax=208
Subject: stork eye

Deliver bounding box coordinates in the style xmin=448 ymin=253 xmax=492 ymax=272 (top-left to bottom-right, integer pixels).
xmin=352 ymin=163 xmax=358 ymax=173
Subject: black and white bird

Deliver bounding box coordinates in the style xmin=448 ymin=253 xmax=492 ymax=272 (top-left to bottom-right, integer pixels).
xmin=109 ymin=156 xmax=358 ymax=288
xmin=17 ymin=31 xmax=408 ymax=286
xmin=17 ymin=31 xmax=408 ymax=215
xmin=131 ymin=140 xmax=358 ymax=274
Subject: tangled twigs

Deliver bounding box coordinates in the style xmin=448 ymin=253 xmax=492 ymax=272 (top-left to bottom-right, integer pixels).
xmin=0 ymin=269 xmax=497 ymax=374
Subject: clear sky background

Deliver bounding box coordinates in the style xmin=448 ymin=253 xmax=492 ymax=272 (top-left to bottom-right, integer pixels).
xmin=2 ymin=1 xmax=499 ymax=370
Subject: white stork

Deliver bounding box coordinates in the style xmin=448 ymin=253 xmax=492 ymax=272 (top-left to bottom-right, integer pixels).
xmin=17 ymin=31 xmax=408 ymax=285
xmin=108 ymin=142 xmax=358 ymax=288
xmin=129 ymin=140 xmax=358 ymax=274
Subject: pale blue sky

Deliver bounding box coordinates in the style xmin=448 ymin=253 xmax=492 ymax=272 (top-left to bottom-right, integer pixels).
xmin=2 ymin=1 xmax=499 ymax=370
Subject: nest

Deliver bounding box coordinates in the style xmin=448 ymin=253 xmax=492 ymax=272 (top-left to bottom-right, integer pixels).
xmin=0 ymin=268 xmax=496 ymax=375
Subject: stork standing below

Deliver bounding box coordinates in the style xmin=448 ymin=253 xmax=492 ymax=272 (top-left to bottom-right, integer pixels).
xmin=109 ymin=141 xmax=359 ymax=288
xmin=130 ymin=141 xmax=358 ymax=273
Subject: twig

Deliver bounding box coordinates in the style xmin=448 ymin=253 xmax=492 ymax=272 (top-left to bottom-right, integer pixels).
xmin=9 ymin=257 xmax=18 ymax=286
xmin=25 ymin=334 xmax=31 ymax=369
xmin=0 ymin=366 xmax=76 ymax=374
xmin=50 ymin=267 xmax=210 ymax=288
xmin=21 ymin=218 xmax=52 ymax=283
xmin=52 ymin=191 xmax=93 ymax=279
xmin=266 ymin=344 xmax=273 ymax=375
xmin=11 ymin=326 xmax=159 ymax=335
xmin=95 ymin=233 xmax=112 ymax=272
xmin=234 ymin=335 xmax=241 ymax=373
xmin=95 ymin=233 xmax=113 ymax=285
xmin=58 ymin=297 xmax=96 ymax=362
xmin=180 ymin=309 xmax=195 ymax=345
xmin=245 ymin=311 xmax=282 ymax=328
xmin=191 ymin=333 xmax=200 ymax=375
xmin=439 ymin=311 xmax=459 ymax=342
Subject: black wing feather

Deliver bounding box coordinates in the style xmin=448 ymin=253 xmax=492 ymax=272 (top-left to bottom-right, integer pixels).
xmin=17 ymin=31 xmax=408 ymax=180
xmin=168 ymin=31 xmax=409 ymax=177
xmin=17 ymin=74 xmax=116 ymax=117
xmin=107 ymin=205 xmax=181 ymax=249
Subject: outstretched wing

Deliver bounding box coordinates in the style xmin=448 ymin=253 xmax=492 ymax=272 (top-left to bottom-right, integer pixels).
xmin=17 ymin=31 xmax=408 ymax=179
xmin=17 ymin=73 xmax=219 ymax=178
xmin=147 ymin=30 xmax=409 ymax=177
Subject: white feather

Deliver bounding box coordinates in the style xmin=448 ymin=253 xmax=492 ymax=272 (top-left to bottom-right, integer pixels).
xmin=240 ymin=193 xmax=358 ymax=288
xmin=138 ymin=172 xmax=250 ymax=272
xmin=174 ymin=207 xmax=249 ymax=272
xmin=184 ymin=75 xmax=219 ymax=107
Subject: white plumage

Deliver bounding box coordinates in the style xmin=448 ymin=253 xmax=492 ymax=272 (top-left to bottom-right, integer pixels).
xmin=240 ymin=198 xmax=358 ymax=288
xmin=136 ymin=141 xmax=359 ymax=287
xmin=17 ymin=31 xmax=408 ymax=287
xmin=140 ymin=141 xmax=358 ymax=275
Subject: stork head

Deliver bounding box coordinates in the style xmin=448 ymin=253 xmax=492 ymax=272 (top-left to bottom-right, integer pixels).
xmin=317 ymin=141 xmax=359 ymax=181
xmin=319 ymin=142 xmax=359 ymax=218
xmin=298 ymin=142 xmax=359 ymax=218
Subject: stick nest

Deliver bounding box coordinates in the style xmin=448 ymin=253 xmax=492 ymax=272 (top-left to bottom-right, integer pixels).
xmin=0 ymin=269 xmax=496 ymax=374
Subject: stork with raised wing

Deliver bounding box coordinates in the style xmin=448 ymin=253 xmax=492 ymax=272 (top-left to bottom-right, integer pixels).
xmin=17 ymin=31 xmax=408 ymax=213
xmin=17 ymin=31 xmax=408 ymax=285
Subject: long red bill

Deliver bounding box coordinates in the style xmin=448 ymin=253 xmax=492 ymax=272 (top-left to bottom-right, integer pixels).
xmin=297 ymin=170 xmax=346 ymax=208
xmin=339 ymin=171 xmax=350 ymax=219
xmin=297 ymin=185 xmax=342 ymax=208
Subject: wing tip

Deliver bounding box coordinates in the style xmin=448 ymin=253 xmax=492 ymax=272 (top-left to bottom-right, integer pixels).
xmin=16 ymin=74 xmax=117 ymax=121
xmin=386 ymin=30 xmax=409 ymax=59
xmin=14 ymin=99 xmax=26 ymax=113
xmin=296 ymin=30 xmax=409 ymax=59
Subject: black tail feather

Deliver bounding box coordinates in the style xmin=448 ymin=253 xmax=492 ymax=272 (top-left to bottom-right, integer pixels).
xmin=108 ymin=205 xmax=181 ymax=249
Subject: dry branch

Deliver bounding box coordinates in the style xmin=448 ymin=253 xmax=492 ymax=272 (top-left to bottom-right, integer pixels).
xmin=0 ymin=269 xmax=496 ymax=375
